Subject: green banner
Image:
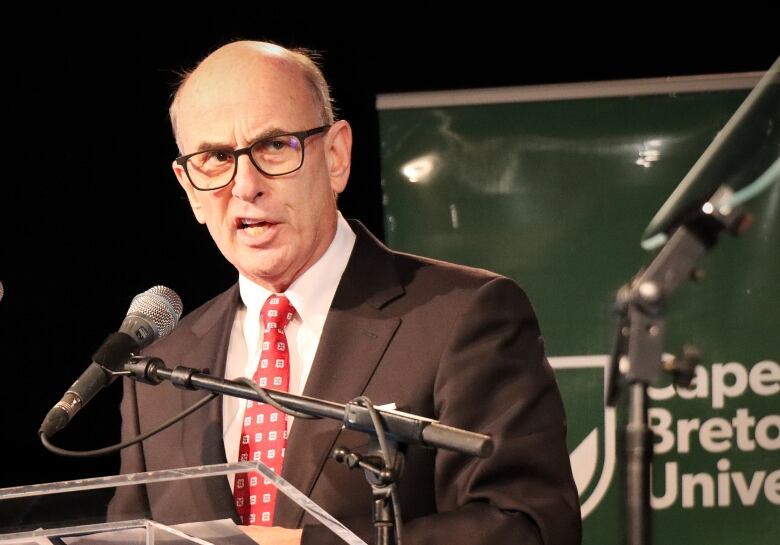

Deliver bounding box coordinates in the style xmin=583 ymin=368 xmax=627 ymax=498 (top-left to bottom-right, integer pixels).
xmin=378 ymin=76 xmax=779 ymax=544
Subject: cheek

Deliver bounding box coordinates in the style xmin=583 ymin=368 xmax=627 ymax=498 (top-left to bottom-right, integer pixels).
xmin=281 ymin=177 xmax=336 ymax=238
xmin=299 ymin=197 xmax=331 ymax=237
xmin=199 ymin=197 xmax=232 ymax=235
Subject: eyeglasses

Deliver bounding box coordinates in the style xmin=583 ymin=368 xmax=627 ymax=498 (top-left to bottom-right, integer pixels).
xmin=175 ymin=125 xmax=331 ymax=191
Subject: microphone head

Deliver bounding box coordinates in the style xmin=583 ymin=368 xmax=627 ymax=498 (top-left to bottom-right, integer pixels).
xmin=0 ymin=280 xmax=4 ymax=303
xmin=126 ymin=286 xmax=183 ymax=338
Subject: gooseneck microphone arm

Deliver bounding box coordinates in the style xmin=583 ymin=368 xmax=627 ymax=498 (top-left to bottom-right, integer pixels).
xmin=124 ymin=356 xmax=494 ymax=459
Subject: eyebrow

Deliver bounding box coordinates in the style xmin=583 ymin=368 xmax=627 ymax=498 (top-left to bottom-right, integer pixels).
xmin=193 ymin=126 xmax=290 ymax=153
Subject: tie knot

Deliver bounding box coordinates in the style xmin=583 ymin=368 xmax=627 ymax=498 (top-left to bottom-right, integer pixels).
xmin=261 ymin=294 xmax=295 ymax=331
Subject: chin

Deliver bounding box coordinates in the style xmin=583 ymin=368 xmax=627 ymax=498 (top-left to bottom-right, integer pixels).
xmin=242 ymin=263 xmax=289 ymax=288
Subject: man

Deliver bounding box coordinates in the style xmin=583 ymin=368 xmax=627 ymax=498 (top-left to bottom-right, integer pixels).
xmin=109 ymin=41 xmax=581 ymax=545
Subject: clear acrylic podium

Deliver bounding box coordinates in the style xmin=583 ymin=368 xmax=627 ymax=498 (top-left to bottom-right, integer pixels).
xmin=0 ymin=462 xmax=368 ymax=545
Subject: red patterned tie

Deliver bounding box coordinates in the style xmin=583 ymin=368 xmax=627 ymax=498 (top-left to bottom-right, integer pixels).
xmin=234 ymin=294 xmax=295 ymax=526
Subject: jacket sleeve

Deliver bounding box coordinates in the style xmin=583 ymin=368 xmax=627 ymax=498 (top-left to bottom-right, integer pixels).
xmin=304 ymin=276 xmax=581 ymax=545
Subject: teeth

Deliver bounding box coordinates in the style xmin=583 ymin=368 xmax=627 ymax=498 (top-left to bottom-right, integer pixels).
xmin=244 ymin=224 xmax=268 ymax=236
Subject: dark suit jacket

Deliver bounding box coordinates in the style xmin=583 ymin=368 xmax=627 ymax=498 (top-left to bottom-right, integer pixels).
xmin=109 ymin=221 xmax=581 ymax=545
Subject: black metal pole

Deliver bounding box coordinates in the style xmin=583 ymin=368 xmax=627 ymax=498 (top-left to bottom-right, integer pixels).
xmin=625 ymin=383 xmax=651 ymax=545
xmin=373 ymin=487 xmax=394 ymax=545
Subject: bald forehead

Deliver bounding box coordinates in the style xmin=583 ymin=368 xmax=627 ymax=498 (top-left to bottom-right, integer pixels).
xmin=195 ymin=42 xmax=300 ymax=78
xmin=180 ymin=42 xmax=312 ymax=108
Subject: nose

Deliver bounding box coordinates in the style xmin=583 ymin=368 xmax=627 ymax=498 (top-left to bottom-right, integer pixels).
xmin=231 ymin=153 xmax=269 ymax=202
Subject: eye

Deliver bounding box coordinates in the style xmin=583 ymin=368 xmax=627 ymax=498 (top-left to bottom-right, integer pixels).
xmin=206 ymin=150 xmax=232 ymax=163
xmin=257 ymin=136 xmax=297 ymax=154
xmin=188 ymin=149 xmax=234 ymax=174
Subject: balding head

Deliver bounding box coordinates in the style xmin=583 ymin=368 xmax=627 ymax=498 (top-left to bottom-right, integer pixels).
xmin=170 ymin=41 xmax=334 ymax=152
xmin=169 ymin=39 xmax=353 ymax=292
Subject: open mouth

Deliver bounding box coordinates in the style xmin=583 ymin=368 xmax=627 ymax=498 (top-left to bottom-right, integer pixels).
xmin=238 ymin=219 xmax=272 ymax=236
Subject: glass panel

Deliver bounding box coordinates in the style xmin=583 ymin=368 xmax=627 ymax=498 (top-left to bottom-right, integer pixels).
xmin=0 ymin=463 xmax=366 ymax=545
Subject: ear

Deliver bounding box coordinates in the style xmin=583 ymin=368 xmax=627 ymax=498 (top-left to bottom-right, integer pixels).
xmin=325 ymin=120 xmax=352 ymax=194
xmin=172 ymin=160 xmax=207 ymax=224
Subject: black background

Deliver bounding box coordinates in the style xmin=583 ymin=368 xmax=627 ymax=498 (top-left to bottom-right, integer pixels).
xmin=0 ymin=17 xmax=777 ymax=526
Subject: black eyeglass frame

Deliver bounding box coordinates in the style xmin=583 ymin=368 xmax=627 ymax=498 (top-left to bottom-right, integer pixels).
xmin=175 ymin=125 xmax=331 ymax=191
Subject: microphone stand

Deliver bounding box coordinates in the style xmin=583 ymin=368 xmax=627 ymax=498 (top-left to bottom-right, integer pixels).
xmin=605 ymin=186 xmax=751 ymax=545
xmin=122 ymin=356 xmax=494 ymax=545
xmin=333 ymin=438 xmax=403 ymax=545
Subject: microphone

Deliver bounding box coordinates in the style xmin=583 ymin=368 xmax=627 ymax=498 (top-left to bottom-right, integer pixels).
xmin=39 ymin=286 xmax=183 ymax=437
xmin=0 ymin=280 xmax=4 ymax=303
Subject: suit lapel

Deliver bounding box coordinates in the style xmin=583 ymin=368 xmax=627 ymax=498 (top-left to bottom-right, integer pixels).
xmin=177 ymin=285 xmax=240 ymax=469
xmin=278 ymin=222 xmax=404 ymax=526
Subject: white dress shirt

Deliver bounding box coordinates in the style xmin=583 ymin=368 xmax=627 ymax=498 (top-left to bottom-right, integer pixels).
xmin=222 ymin=214 xmax=356 ymax=482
